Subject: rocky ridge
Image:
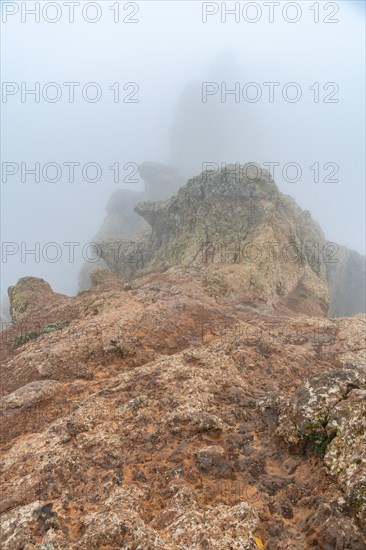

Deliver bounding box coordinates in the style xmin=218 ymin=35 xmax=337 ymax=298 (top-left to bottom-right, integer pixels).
xmin=97 ymin=164 xmax=365 ymax=319
xmin=1 ymin=164 xmax=366 ymax=549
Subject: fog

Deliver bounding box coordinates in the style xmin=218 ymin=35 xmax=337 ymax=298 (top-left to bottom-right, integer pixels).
xmin=1 ymin=0 xmax=365 ymax=315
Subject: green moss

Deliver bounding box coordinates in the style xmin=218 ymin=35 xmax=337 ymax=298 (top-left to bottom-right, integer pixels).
xmin=307 ymin=431 xmax=335 ymax=456
xmin=42 ymin=322 xmax=64 ymax=333
xmin=12 ymin=321 xmax=65 ymax=348
xmin=12 ymin=330 xmax=41 ymax=348
xmin=349 ymin=489 xmax=366 ymax=512
xmin=202 ymin=274 xmax=229 ymax=299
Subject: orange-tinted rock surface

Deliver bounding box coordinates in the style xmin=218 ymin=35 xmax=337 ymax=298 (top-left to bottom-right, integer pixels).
xmin=1 ymin=165 xmax=365 ymax=548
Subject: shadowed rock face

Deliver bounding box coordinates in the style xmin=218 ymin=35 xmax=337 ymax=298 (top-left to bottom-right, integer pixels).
xmin=78 ymin=162 xmax=184 ymax=291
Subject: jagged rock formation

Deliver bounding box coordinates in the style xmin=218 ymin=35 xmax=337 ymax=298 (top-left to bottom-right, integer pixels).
xmin=8 ymin=278 xmax=53 ymax=322
xmin=7 ymin=277 xmax=71 ymax=323
xmin=99 ymin=164 xmax=331 ymax=317
xmin=98 ymin=164 xmax=365 ymax=318
xmin=78 ymin=162 xmax=184 ymax=291
xmin=95 ymin=188 xmax=147 ymax=241
xmin=2 ymin=164 xmax=366 ymax=548
xmin=275 ymin=365 xmax=366 ymax=526
xmin=95 ymin=162 xmax=183 ymax=243
xmin=1 ymin=267 xmax=366 ymax=548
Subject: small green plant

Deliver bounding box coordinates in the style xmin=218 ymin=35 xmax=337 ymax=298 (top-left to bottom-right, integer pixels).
xmin=307 ymin=432 xmax=334 ymax=456
xmin=12 ymin=321 xmax=65 ymax=348
xmin=12 ymin=330 xmax=41 ymax=348
xmin=42 ymin=322 xmax=64 ymax=333
xmin=300 ymin=293 xmax=308 ymax=299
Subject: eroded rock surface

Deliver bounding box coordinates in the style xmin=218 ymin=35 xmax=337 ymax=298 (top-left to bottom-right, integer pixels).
xmin=8 ymin=277 xmax=59 ymax=322
xmin=1 ymin=271 xmax=366 ymax=548
xmin=101 ymin=164 xmax=332 ymax=316
xmin=276 ymin=365 xmax=366 ymax=527
xmin=2 ymin=166 xmax=366 ymax=548
xmin=95 ymin=164 xmax=365 ymax=319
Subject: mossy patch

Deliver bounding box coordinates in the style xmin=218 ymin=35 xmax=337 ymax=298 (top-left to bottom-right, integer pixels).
xmin=202 ymin=274 xmax=229 ymax=299
xmin=307 ymin=431 xmax=335 ymax=457
xmin=12 ymin=330 xmax=41 ymax=348
xmin=42 ymin=322 xmax=65 ymax=333
xmin=12 ymin=321 xmax=65 ymax=348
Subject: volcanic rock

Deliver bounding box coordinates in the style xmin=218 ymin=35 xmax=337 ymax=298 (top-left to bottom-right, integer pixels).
xmin=1 ymin=165 xmax=366 ymax=548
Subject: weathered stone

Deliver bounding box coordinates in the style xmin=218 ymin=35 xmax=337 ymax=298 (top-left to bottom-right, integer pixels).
xmin=277 ymin=365 xmax=366 ymax=526
xmin=102 ymin=164 xmax=332 ymax=316
xmin=77 ymin=162 xmax=184 ymax=291
xmin=1 ymin=166 xmax=366 ymax=547
xmin=8 ymin=277 xmax=54 ymax=322
xmin=196 ymin=445 xmax=231 ymax=477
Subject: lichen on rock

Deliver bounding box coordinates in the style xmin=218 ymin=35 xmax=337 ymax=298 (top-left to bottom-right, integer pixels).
xmin=277 ymin=364 xmax=366 ymax=525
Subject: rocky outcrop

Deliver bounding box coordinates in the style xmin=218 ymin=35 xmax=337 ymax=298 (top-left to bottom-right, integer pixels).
xmin=98 ymin=164 xmax=365 ymax=319
xmin=95 ymin=188 xmax=147 ymax=241
xmin=8 ymin=277 xmax=62 ymax=322
xmin=100 ymin=164 xmax=331 ymax=316
xmin=2 ymin=163 xmax=366 ymax=547
xmin=326 ymin=388 xmax=366 ymax=525
xmin=95 ymin=162 xmax=183 ymax=242
xmin=276 ymin=365 xmax=366 ymax=526
xmin=1 ymin=270 xmax=366 ymax=548
xmin=0 ymin=296 xmax=11 ymax=327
